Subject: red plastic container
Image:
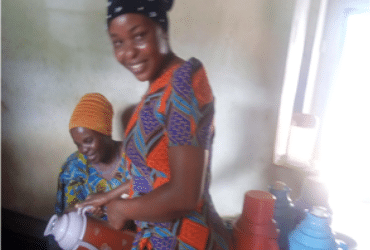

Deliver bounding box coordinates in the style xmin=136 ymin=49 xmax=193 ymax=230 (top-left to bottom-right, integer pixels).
xmin=233 ymin=190 xmax=280 ymax=250
xmin=79 ymin=216 xmax=136 ymax=250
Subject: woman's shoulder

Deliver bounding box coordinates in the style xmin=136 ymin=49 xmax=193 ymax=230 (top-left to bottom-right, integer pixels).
xmin=65 ymin=151 xmax=86 ymax=163
xmin=173 ymin=57 xmax=208 ymax=82
xmin=172 ymin=57 xmax=213 ymax=107
xmin=60 ymin=151 xmax=89 ymax=174
xmin=177 ymin=57 xmax=204 ymax=73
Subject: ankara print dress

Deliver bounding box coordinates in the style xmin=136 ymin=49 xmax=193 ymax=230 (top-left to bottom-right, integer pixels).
xmin=124 ymin=58 xmax=231 ymax=250
xmin=55 ymin=151 xmax=128 ymax=218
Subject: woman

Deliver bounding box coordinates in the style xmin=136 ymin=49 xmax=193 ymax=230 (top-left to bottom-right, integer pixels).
xmin=77 ymin=1 xmax=232 ymax=249
xmin=55 ymin=93 xmax=131 ymax=218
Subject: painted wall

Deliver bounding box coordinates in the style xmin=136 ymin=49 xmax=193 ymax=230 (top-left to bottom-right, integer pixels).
xmin=1 ymin=0 xmax=295 ymax=220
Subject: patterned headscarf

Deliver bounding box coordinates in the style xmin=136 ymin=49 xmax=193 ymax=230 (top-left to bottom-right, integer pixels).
xmin=107 ymin=0 xmax=174 ymax=32
xmin=69 ymin=93 xmax=114 ymax=136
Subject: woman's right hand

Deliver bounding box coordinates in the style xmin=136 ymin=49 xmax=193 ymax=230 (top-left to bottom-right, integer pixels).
xmin=75 ymin=192 xmax=110 ymax=214
xmin=75 ymin=179 xmax=132 ymax=215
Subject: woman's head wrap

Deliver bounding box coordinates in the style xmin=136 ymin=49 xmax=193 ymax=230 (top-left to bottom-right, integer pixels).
xmin=107 ymin=0 xmax=174 ymax=32
xmin=69 ymin=93 xmax=114 ymax=136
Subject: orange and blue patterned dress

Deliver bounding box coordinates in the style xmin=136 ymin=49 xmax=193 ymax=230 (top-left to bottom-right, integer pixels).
xmin=124 ymin=58 xmax=231 ymax=250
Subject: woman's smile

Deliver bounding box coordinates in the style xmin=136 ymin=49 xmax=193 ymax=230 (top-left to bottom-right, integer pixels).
xmin=70 ymin=127 xmax=111 ymax=165
xmin=128 ymin=61 xmax=146 ymax=74
xmin=87 ymin=153 xmax=97 ymax=162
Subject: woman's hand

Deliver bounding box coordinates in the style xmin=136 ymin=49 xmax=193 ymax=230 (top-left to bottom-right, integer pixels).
xmin=75 ymin=192 xmax=110 ymax=215
xmin=85 ymin=192 xmax=110 ymax=206
xmin=75 ymin=179 xmax=132 ymax=217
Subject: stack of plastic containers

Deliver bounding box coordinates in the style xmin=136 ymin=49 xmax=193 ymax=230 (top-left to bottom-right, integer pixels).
xmin=233 ymin=190 xmax=280 ymax=250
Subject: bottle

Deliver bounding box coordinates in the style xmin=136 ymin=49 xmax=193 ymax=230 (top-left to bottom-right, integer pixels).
xmin=269 ymin=181 xmax=297 ymax=250
xmin=233 ymin=190 xmax=280 ymax=250
xmin=44 ymin=206 xmax=135 ymax=250
xmin=289 ymin=206 xmax=348 ymax=250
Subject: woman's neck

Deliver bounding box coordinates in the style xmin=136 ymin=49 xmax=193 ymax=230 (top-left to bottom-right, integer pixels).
xmin=149 ymin=52 xmax=184 ymax=85
xmin=93 ymin=141 xmax=122 ymax=180
xmin=99 ymin=140 xmax=122 ymax=167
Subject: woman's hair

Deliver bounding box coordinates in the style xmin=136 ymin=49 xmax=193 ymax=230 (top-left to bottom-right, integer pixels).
xmin=107 ymin=0 xmax=174 ymax=32
xmin=69 ymin=93 xmax=114 ymax=136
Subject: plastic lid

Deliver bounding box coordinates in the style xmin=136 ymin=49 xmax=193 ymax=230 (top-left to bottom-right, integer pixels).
xmin=272 ymin=181 xmax=287 ymax=191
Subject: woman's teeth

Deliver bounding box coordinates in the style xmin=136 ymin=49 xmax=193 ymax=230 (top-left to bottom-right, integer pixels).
xmin=131 ymin=63 xmax=144 ymax=72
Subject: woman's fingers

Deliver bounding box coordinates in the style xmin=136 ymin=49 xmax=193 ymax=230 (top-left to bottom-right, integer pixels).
xmin=75 ymin=199 xmax=92 ymax=208
xmin=73 ymin=203 xmax=106 ymax=217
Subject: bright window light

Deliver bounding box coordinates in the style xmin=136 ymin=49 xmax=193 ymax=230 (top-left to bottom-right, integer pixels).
xmin=318 ymin=11 xmax=370 ymax=247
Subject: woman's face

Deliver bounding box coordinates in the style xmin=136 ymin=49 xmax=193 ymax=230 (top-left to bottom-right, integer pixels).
xmin=108 ymin=13 xmax=170 ymax=83
xmin=70 ymin=127 xmax=110 ymax=164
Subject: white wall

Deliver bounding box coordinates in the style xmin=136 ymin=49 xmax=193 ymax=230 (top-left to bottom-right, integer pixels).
xmin=1 ymin=0 xmax=295 ymax=220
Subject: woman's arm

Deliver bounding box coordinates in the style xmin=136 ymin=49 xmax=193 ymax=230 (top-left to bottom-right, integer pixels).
xmin=76 ymin=179 xmax=132 ymax=210
xmin=103 ymin=145 xmax=208 ymax=230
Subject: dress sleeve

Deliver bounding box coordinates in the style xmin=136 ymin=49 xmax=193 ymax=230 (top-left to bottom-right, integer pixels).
xmin=55 ymin=153 xmax=89 ymax=215
xmin=165 ymin=58 xmax=215 ymax=149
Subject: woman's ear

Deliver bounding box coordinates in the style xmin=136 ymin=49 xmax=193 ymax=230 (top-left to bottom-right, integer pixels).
xmin=157 ymin=26 xmax=170 ymax=54
xmin=162 ymin=29 xmax=169 ymax=41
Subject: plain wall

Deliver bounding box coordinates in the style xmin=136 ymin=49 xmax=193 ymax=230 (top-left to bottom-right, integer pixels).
xmin=1 ymin=0 xmax=295 ymax=220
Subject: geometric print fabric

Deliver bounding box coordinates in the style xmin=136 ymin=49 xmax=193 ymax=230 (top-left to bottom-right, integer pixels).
xmin=123 ymin=58 xmax=230 ymax=250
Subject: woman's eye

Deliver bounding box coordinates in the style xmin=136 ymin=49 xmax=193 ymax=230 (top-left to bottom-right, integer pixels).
xmin=112 ymin=40 xmax=123 ymax=48
xmin=134 ymin=32 xmax=146 ymax=42
xmin=84 ymin=138 xmax=93 ymax=144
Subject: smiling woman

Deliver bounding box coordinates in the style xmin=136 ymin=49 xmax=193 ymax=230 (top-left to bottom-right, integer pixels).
xmin=75 ymin=0 xmax=233 ymax=249
xmin=55 ymin=93 xmax=130 ymax=217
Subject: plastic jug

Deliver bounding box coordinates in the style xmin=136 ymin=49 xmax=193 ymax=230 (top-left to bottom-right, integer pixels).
xmin=44 ymin=206 xmax=135 ymax=250
xmin=289 ymin=206 xmax=348 ymax=250
xmin=269 ymin=181 xmax=297 ymax=250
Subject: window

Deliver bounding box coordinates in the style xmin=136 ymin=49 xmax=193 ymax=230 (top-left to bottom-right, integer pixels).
xmin=274 ymin=0 xmax=370 ymax=247
xmin=317 ymin=8 xmax=370 ymax=242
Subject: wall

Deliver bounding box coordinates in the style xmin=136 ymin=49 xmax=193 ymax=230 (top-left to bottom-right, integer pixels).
xmin=1 ymin=0 xmax=295 ymax=220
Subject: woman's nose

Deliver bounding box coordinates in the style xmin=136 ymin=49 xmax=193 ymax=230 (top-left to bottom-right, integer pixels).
xmin=79 ymin=145 xmax=89 ymax=155
xmin=125 ymin=42 xmax=138 ymax=60
xmin=116 ymin=42 xmax=138 ymax=63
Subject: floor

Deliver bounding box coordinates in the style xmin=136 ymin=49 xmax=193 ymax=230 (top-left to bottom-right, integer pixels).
xmin=2 ymin=208 xmax=61 ymax=250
